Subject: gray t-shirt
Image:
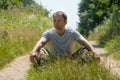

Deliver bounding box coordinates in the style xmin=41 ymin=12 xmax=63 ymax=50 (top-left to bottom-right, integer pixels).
xmin=41 ymin=28 xmax=82 ymax=56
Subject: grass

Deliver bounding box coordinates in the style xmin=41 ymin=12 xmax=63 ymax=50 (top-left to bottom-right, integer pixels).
xmin=105 ymin=36 xmax=120 ymax=60
xmin=0 ymin=27 xmax=44 ymax=69
xmin=27 ymin=56 xmax=119 ymax=80
xmin=0 ymin=4 xmax=120 ymax=80
xmin=0 ymin=6 xmax=52 ymax=69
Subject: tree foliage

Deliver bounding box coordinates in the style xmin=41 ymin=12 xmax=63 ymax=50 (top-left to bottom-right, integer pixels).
xmin=78 ymin=0 xmax=120 ymax=36
xmin=21 ymin=0 xmax=36 ymax=6
xmin=0 ymin=0 xmax=36 ymax=10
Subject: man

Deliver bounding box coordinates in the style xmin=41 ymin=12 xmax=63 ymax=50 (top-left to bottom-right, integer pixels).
xmin=30 ymin=11 xmax=99 ymax=63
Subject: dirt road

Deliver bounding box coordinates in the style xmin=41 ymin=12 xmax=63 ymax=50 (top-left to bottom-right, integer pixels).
xmin=0 ymin=55 xmax=31 ymax=80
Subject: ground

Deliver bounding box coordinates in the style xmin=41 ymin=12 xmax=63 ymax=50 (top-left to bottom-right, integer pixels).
xmin=0 ymin=41 xmax=120 ymax=80
xmin=0 ymin=55 xmax=30 ymax=80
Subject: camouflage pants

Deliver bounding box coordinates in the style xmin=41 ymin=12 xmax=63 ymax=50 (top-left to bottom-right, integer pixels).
xmin=36 ymin=47 xmax=88 ymax=65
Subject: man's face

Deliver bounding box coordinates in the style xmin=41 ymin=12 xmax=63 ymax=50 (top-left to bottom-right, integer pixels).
xmin=53 ymin=14 xmax=67 ymax=30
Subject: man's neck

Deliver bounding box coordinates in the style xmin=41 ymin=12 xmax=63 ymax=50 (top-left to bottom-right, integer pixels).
xmin=56 ymin=29 xmax=66 ymax=37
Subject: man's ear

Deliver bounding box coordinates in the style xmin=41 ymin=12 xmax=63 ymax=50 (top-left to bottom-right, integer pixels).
xmin=65 ymin=20 xmax=67 ymax=25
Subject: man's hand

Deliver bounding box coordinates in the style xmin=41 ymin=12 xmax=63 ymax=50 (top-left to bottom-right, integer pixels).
xmin=91 ymin=50 xmax=100 ymax=62
xmin=29 ymin=51 xmax=38 ymax=63
xmin=93 ymin=56 xmax=100 ymax=62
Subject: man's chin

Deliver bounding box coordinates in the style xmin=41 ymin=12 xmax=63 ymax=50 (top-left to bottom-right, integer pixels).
xmin=55 ymin=27 xmax=61 ymax=30
xmin=55 ymin=27 xmax=64 ymax=30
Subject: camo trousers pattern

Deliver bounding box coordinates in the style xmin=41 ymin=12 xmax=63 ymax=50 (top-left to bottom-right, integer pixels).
xmin=36 ymin=47 xmax=88 ymax=65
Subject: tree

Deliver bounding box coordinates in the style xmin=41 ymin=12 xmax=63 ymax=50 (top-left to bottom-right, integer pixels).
xmin=78 ymin=0 xmax=120 ymax=36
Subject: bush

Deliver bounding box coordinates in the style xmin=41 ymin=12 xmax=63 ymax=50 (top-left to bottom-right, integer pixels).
xmin=88 ymin=11 xmax=120 ymax=60
xmin=89 ymin=11 xmax=120 ymax=46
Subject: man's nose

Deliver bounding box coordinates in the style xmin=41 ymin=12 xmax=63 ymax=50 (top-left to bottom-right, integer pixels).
xmin=54 ymin=21 xmax=59 ymax=25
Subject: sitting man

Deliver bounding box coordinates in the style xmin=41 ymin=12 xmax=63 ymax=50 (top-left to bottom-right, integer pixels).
xmin=30 ymin=11 xmax=100 ymax=64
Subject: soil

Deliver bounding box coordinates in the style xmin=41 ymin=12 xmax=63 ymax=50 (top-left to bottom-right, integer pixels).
xmin=0 ymin=55 xmax=31 ymax=80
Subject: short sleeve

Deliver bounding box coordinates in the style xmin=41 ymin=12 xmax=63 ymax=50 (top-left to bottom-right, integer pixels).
xmin=72 ymin=30 xmax=82 ymax=41
xmin=41 ymin=30 xmax=49 ymax=41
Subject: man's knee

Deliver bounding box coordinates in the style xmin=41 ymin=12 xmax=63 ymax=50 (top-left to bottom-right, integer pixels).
xmin=29 ymin=48 xmax=49 ymax=63
xmin=72 ymin=47 xmax=87 ymax=57
xmin=36 ymin=48 xmax=49 ymax=65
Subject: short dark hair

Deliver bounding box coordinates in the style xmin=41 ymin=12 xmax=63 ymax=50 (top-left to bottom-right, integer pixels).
xmin=52 ymin=11 xmax=67 ymax=20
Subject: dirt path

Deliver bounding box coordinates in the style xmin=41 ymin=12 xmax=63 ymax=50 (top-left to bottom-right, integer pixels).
xmin=89 ymin=41 xmax=120 ymax=78
xmin=0 ymin=41 xmax=120 ymax=80
xmin=0 ymin=55 xmax=31 ymax=80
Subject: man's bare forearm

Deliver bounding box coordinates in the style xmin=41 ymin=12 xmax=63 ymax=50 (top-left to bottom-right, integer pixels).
xmin=33 ymin=37 xmax=47 ymax=53
xmin=81 ymin=40 xmax=93 ymax=51
xmin=30 ymin=37 xmax=47 ymax=63
xmin=77 ymin=37 xmax=94 ymax=52
xmin=33 ymin=41 xmax=43 ymax=52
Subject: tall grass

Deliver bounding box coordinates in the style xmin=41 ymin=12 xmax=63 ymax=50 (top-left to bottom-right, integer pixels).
xmin=105 ymin=36 xmax=120 ymax=60
xmin=0 ymin=6 xmax=52 ymax=30
xmin=27 ymin=57 xmax=119 ymax=80
xmin=0 ymin=6 xmax=52 ymax=69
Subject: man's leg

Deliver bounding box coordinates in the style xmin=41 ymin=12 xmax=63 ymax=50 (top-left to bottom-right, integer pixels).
xmin=35 ymin=48 xmax=50 ymax=65
xmin=71 ymin=47 xmax=89 ymax=63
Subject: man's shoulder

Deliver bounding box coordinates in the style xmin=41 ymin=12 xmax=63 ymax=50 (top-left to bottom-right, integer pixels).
xmin=44 ymin=28 xmax=55 ymax=33
xmin=42 ymin=28 xmax=55 ymax=38
xmin=66 ymin=28 xmax=78 ymax=33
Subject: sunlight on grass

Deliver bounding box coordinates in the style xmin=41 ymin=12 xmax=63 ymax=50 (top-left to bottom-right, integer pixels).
xmin=27 ymin=57 xmax=119 ymax=80
xmin=0 ymin=7 xmax=52 ymax=69
xmin=105 ymin=36 xmax=120 ymax=60
xmin=0 ymin=27 xmax=42 ymax=69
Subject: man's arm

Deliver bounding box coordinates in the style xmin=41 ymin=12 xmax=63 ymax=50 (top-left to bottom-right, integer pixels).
xmin=30 ymin=37 xmax=48 ymax=63
xmin=77 ymin=36 xmax=96 ymax=55
xmin=77 ymin=37 xmax=100 ymax=62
